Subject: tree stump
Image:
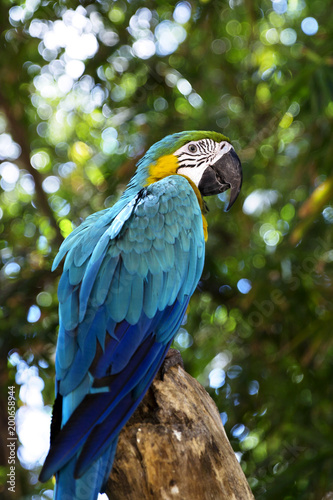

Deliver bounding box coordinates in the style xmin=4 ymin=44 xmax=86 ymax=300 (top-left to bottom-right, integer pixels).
xmin=107 ymin=355 xmax=254 ymax=500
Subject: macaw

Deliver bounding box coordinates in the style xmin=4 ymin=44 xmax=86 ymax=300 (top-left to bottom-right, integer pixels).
xmin=39 ymin=130 xmax=242 ymax=499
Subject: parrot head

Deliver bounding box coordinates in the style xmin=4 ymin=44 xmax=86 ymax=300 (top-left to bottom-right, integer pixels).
xmin=136 ymin=130 xmax=242 ymax=210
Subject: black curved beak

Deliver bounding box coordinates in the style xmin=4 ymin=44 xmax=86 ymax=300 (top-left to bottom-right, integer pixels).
xmin=198 ymin=148 xmax=242 ymax=210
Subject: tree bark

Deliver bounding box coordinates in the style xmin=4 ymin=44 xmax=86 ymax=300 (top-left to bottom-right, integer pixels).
xmin=107 ymin=355 xmax=254 ymax=500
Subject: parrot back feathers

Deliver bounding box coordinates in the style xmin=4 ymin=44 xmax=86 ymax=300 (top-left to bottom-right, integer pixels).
xmin=38 ymin=128 xmax=242 ymax=498
xmin=40 ymin=174 xmax=204 ymax=499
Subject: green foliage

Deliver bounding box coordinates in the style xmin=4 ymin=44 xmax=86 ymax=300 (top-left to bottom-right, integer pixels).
xmin=1 ymin=1 xmax=333 ymax=499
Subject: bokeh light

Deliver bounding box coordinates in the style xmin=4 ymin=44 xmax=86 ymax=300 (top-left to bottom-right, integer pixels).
xmin=237 ymin=279 xmax=252 ymax=294
xmin=280 ymin=28 xmax=297 ymax=46
xmin=301 ymin=17 xmax=319 ymax=36
xmin=27 ymin=305 xmax=41 ymax=323
xmin=173 ymin=2 xmax=191 ymax=24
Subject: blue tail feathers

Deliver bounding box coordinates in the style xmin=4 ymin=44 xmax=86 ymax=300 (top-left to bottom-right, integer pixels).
xmin=53 ymin=439 xmax=118 ymax=500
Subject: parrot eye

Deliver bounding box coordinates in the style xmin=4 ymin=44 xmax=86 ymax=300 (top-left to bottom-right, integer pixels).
xmin=188 ymin=144 xmax=197 ymax=153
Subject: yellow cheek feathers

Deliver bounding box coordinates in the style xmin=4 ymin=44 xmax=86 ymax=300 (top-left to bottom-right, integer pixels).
xmin=145 ymin=154 xmax=178 ymax=184
xmin=145 ymin=154 xmax=208 ymax=241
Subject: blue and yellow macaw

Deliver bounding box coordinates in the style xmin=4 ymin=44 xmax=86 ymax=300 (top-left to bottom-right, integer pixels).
xmin=39 ymin=130 xmax=242 ymax=499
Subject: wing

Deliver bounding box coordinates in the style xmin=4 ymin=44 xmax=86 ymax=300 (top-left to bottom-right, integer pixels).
xmin=40 ymin=175 xmax=205 ymax=483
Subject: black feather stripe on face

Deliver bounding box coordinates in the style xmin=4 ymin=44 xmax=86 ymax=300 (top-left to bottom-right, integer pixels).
xmin=176 ymin=138 xmax=217 ymax=168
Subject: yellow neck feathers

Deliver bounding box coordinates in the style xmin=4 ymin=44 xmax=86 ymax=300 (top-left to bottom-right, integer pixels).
xmin=145 ymin=154 xmax=208 ymax=241
xmin=145 ymin=154 xmax=178 ymax=184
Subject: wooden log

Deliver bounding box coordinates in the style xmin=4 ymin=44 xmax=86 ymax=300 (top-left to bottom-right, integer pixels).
xmin=107 ymin=353 xmax=254 ymax=500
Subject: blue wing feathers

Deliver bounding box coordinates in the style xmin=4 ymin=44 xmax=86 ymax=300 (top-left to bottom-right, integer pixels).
xmin=127 ymin=226 xmax=145 ymax=242
xmin=94 ymin=307 xmax=109 ymax=349
xmin=93 ymin=321 xmax=133 ymax=377
xmin=143 ymin=271 xmax=163 ymax=318
xmin=61 ymin=373 xmax=91 ymax=425
xmin=73 ymin=242 xmax=92 ymax=268
xmin=181 ymin=237 xmax=201 ymax=299
xmin=60 ymin=336 xmax=97 ymax=396
xmin=106 ymin=263 xmax=132 ymax=322
xmin=100 ymin=439 xmax=119 ymax=492
xmin=55 ymin=324 xmax=76 ymax=374
xmin=164 ymin=210 xmax=177 ymax=226
xmin=156 ymin=299 xmax=190 ymax=344
xmin=158 ymin=198 xmax=169 ymax=214
xmin=76 ymin=337 xmax=171 ymax=478
xmin=69 ymin=263 xmax=87 ymax=287
xmin=169 ymin=269 xmax=183 ymax=306
xmin=127 ymin=274 xmax=144 ymax=325
xmin=145 ymin=246 xmax=164 ymax=275
xmin=106 ymin=193 xmax=139 ymax=239
xmin=108 ymin=322 xmax=153 ymax=374
xmin=63 ymin=249 xmax=75 ymax=273
xmin=130 ymin=213 xmax=149 ymax=230
xmin=84 ymin=307 xmax=107 ymax=349
xmin=42 ymin=327 xmax=171 ymax=480
xmin=134 ymin=234 xmax=152 ymax=253
xmin=58 ymin=270 xmax=74 ymax=304
xmin=166 ymin=218 xmax=180 ymax=238
xmin=143 ymin=223 xmax=156 ymax=240
xmin=90 ymin=255 xmax=117 ymax=307
xmin=60 ymin=287 xmax=79 ymax=331
xmin=41 ymin=175 xmax=206 ymax=498
xmin=159 ymin=269 xmax=176 ymax=311
xmin=153 ymin=236 xmax=166 ymax=252
xmin=134 ymin=252 xmax=150 ymax=277
xmin=115 ymin=232 xmax=135 ymax=253
xmin=79 ymin=253 xmax=109 ymax=322
xmin=132 ymin=343 xmax=170 ymax=400
xmin=179 ymin=229 xmax=191 ymax=252
xmin=75 ymin=344 xmax=170 ymax=478
xmin=153 ymin=212 xmax=165 ymax=232
xmin=163 ymin=241 xmax=175 ymax=270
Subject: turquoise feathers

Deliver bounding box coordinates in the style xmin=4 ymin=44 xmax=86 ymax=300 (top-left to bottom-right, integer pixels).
xmin=39 ymin=130 xmax=242 ymax=500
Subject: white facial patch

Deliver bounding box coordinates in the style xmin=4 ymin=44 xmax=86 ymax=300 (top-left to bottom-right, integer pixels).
xmin=174 ymin=139 xmax=234 ymax=188
xmin=177 ymin=162 xmax=209 ymax=187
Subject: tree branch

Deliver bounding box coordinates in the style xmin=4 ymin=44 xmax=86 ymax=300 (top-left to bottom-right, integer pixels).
xmin=108 ymin=359 xmax=254 ymax=500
